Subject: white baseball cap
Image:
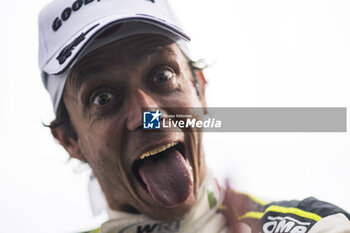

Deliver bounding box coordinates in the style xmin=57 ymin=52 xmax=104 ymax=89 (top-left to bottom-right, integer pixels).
xmin=38 ymin=0 xmax=191 ymax=114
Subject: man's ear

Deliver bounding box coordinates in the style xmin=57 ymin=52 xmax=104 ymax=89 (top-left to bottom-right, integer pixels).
xmin=194 ymin=70 xmax=207 ymax=108
xmin=50 ymin=127 xmax=86 ymax=162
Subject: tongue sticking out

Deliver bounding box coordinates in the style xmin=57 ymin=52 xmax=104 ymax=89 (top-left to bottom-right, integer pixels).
xmin=138 ymin=148 xmax=193 ymax=208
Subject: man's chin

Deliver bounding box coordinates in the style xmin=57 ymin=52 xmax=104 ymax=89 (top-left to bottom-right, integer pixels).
xmin=142 ymin=192 xmax=197 ymax=221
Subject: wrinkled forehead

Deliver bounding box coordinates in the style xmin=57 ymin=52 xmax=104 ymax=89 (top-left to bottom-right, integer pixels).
xmin=66 ymin=35 xmax=185 ymax=93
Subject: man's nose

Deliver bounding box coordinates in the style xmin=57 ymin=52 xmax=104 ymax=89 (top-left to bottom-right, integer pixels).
xmin=125 ymin=88 xmax=159 ymax=131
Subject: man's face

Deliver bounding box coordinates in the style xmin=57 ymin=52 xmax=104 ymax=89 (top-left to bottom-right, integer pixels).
xmin=61 ymin=35 xmax=206 ymax=220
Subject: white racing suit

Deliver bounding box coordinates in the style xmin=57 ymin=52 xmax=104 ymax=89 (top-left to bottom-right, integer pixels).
xmin=81 ymin=171 xmax=350 ymax=233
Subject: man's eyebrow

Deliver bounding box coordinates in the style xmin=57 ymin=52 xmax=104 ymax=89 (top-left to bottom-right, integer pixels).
xmin=79 ymin=63 xmax=105 ymax=77
xmin=143 ymin=46 xmax=175 ymax=56
xmin=68 ymin=63 xmax=106 ymax=94
xmin=138 ymin=38 xmax=175 ymax=55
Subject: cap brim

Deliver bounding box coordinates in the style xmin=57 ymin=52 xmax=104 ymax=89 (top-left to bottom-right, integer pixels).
xmin=42 ymin=14 xmax=190 ymax=75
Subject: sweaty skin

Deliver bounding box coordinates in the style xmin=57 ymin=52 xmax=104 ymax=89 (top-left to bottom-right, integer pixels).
xmin=51 ymin=35 xmax=207 ymax=220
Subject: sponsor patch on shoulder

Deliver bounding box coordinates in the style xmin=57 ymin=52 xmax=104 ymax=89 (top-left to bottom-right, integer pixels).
xmin=260 ymin=216 xmax=312 ymax=233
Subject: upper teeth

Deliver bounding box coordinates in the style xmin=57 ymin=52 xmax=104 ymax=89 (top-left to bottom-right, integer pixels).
xmin=139 ymin=142 xmax=178 ymax=160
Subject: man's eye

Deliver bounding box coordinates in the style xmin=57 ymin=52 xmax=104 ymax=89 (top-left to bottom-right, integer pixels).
xmin=92 ymin=92 xmax=114 ymax=106
xmin=153 ymin=68 xmax=175 ymax=84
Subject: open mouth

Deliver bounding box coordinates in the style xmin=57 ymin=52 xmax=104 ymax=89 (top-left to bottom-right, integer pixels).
xmin=132 ymin=142 xmax=193 ymax=208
